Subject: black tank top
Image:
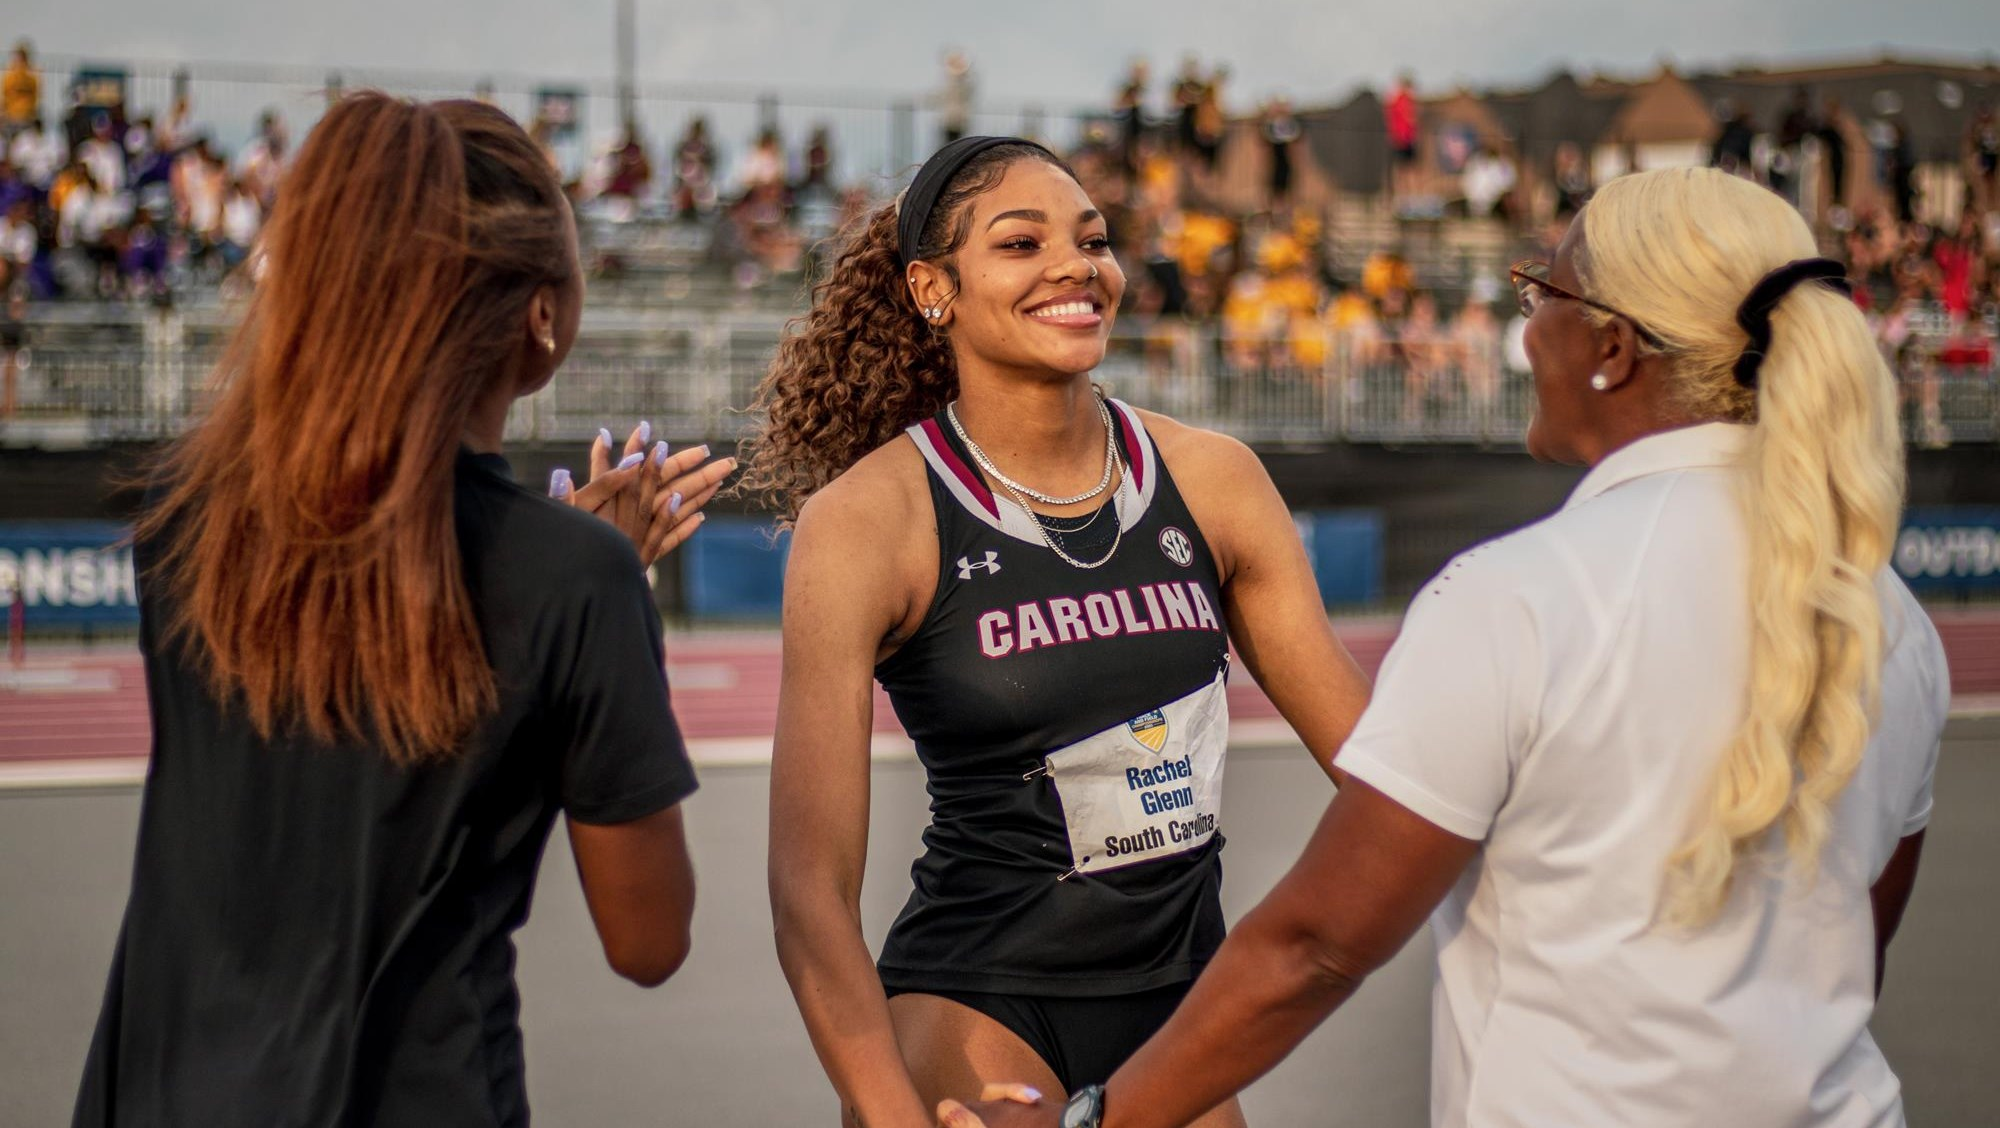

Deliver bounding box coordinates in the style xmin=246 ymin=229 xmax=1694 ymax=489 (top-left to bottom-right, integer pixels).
xmin=874 ymin=399 xmax=1230 ymax=997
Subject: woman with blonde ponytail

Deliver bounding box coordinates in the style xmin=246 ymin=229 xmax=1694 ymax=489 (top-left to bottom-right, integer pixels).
xmin=757 ymin=138 xmax=1372 ymax=1128
xmin=954 ymin=166 xmax=1950 ymax=1128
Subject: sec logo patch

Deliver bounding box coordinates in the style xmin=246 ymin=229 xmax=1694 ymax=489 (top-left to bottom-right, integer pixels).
xmin=1159 ymin=526 xmax=1194 ymax=567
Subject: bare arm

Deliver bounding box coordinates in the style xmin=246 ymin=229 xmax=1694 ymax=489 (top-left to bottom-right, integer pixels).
xmin=770 ymin=473 xmax=933 ymax=1128
xmin=1156 ymin=420 xmax=1372 ymax=781
xmin=950 ymin=781 xmax=1478 ymax=1128
xmin=1869 ymin=829 xmax=1926 ymax=998
xmin=567 ymin=804 xmax=697 ymax=986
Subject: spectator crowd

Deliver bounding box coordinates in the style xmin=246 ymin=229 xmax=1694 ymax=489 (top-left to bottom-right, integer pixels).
xmin=1061 ymin=56 xmax=1998 ymax=441
xmin=2 ymin=37 xmax=1996 ymax=440
xmin=1 ymin=40 xmax=278 ymax=305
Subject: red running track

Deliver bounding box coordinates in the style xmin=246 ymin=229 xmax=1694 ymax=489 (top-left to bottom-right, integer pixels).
xmin=3 ymin=614 xmax=1997 ymax=768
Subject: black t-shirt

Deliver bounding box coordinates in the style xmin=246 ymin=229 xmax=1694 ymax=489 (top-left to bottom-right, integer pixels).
xmin=73 ymin=450 xmax=697 ymax=1128
xmin=874 ymin=402 xmax=1231 ymax=997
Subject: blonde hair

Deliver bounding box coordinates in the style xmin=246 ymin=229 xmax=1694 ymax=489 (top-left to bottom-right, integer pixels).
xmin=1577 ymin=168 xmax=1904 ymax=926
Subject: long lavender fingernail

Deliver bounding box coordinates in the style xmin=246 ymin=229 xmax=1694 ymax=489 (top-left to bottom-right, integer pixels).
xmin=651 ymin=441 xmax=669 ymax=467
xmin=549 ymin=468 xmax=572 ymax=498
xmin=617 ymin=451 xmax=645 ymax=470
xmin=597 ymin=427 xmax=614 ymax=450
xmin=637 ymin=420 xmax=652 ymax=445
xmin=669 ymin=492 xmax=683 ymax=516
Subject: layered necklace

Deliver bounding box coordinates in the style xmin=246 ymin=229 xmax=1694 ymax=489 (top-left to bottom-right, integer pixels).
xmin=946 ymin=394 xmax=1126 ymax=570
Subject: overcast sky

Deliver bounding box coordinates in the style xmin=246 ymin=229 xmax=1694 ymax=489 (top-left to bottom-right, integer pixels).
xmin=10 ymin=0 xmax=1996 ymax=108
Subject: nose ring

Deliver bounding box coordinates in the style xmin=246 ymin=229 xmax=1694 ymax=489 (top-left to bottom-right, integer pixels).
xmin=1088 ymin=263 xmax=1098 ymax=280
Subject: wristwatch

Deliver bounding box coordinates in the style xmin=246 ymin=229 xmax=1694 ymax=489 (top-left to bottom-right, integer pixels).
xmin=1060 ymin=1084 xmax=1106 ymax=1128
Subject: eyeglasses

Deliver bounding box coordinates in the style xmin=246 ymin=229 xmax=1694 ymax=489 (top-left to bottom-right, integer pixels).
xmin=1509 ymin=259 xmax=1667 ymax=349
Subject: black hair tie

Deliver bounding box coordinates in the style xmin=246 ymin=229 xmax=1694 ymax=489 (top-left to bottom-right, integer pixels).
xmin=1732 ymin=258 xmax=1852 ymax=389
xmin=896 ymin=135 xmax=1056 ymax=266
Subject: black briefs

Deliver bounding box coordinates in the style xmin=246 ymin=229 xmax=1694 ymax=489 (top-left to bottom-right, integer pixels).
xmin=887 ymin=977 xmax=1197 ymax=1095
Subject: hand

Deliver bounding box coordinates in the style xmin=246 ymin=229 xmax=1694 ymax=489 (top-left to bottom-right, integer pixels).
xmin=937 ymin=1084 xmax=1054 ymax=1128
xmin=550 ymin=422 xmax=657 ymax=549
xmin=643 ymin=442 xmax=738 ymax=563
xmin=549 ymin=422 xmax=739 ymax=567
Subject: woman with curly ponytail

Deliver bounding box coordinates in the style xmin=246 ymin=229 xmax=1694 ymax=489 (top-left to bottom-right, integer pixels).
xmin=736 ymin=203 xmax=957 ymax=526
xmin=953 ymin=167 xmax=1951 ymax=1128
xmin=763 ymin=138 xmax=1370 ymax=1126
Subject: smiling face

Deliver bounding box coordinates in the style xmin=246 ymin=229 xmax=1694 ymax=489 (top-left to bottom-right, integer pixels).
xmin=914 ymin=158 xmax=1125 ymax=382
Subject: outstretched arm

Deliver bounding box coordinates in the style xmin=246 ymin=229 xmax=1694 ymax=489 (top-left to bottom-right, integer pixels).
xmin=1157 ymin=421 xmax=1371 ymax=782
xmin=945 ymin=781 xmax=1476 ymax=1128
xmin=770 ymin=481 xmax=933 ymax=1128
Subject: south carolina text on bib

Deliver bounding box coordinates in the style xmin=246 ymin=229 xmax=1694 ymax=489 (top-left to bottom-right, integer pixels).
xmin=1041 ymin=669 xmax=1228 ymax=875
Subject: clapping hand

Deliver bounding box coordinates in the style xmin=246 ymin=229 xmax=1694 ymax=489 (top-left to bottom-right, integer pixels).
xmin=643 ymin=437 xmax=737 ymax=562
xmin=548 ymin=421 xmax=738 ymax=566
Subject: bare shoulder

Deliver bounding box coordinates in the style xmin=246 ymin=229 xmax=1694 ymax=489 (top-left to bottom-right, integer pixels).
xmin=788 ymin=434 xmax=938 ymax=641
xmin=1128 ymin=406 xmax=1284 ymax=582
xmin=1128 ymin=406 xmax=1267 ymax=486
xmin=793 ymin=435 xmax=928 ymax=546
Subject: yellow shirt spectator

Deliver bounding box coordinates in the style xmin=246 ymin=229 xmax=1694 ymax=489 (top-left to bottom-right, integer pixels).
xmin=1289 ymin=313 xmax=1330 ymax=367
xmin=1222 ymin=272 xmax=1273 ymax=337
xmin=1263 ymin=269 xmax=1320 ymax=317
xmin=1326 ymin=290 xmax=1374 ymax=332
xmin=51 ymin=164 xmax=87 ymax=213
xmin=3 ymin=55 xmax=38 ymax=126
xmin=1167 ymin=211 xmax=1235 ymax=279
xmin=1362 ymin=250 xmax=1415 ymax=300
xmin=1139 ymin=151 xmax=1179 ymax=209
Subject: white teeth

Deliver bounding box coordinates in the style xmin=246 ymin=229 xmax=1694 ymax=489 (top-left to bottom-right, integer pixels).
xmin=1031 ymin=302 xmax=1094 ymax=318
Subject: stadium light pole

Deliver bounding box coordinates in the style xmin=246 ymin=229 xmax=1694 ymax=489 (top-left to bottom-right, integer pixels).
xmin=616 ymin=0 xmax=637 ymax=134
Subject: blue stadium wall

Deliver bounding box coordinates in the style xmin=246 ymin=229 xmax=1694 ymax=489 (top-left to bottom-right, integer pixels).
xmin=3 ymin=441 xmax=1996 ymax=620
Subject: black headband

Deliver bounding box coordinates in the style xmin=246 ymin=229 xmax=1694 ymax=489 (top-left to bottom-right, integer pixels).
xmin=1733 ymin=258 xmax=1852 ymax=389
xmin=897 ymin=135 xmax=1054 ymax=266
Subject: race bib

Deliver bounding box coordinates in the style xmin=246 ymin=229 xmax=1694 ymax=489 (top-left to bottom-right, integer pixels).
xmin=1041 ymin=670 xmax=1228 ymax=876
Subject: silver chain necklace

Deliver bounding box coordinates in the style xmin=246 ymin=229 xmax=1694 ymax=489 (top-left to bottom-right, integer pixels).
xmin=945 ymin=394 xmax=1127 ymax=570
xmin=990 ymin=467 xmax=1127 ymax=570
xmin=946 ymin=395 xmax=1117 ymax=507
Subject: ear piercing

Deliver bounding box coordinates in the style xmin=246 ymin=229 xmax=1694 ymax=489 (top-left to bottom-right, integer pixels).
xmin=541 ymin=336 xmax=556 ymax=354
xmin=1590 ymin=373 xmax=1609 ymax=391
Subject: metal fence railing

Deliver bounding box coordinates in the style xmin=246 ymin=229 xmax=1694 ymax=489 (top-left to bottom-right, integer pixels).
xmin=34 ymin=56 xmax=1095 ymax=192
xmin=8 ymin=322 xmax=1996 ymax=449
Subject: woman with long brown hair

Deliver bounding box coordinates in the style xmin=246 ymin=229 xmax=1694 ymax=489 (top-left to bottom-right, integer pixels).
xmin=752 ymin=137 xmax=1372 ymax=1126
xmin=74 ymin=93 xmax=711 ymax=1127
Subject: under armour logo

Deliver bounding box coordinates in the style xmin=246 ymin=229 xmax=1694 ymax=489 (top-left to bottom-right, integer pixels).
xmin=1159 ymin=527 xmax=1194 ymax=567
xmin=957 ymin=551 xmax=1002 ymax=579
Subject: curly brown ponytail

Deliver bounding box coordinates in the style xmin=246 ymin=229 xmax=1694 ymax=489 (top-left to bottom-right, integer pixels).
xmin=735 ymin=142 xmax=1074 ymax=527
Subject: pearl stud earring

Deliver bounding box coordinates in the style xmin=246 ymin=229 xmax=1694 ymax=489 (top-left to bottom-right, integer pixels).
xmin=1590 ymin=373 xmax=1609 ymax=391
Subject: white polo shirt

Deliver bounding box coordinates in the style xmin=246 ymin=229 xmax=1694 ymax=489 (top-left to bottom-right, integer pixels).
xmin=1339 ymin=423 xmax=1950 ymax=1128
